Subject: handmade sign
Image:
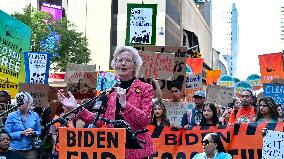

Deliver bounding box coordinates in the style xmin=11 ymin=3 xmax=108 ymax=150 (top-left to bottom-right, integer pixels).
xmin=206 ymin=70 xmax=222 ymax=85
xmin=24 ymin=52 xmax=51 ymax=84
xmin=135 ymin=46 xmax=187 ymax=99
xmin=19 ymin=83 xmax=49 ymax=107
xmin=163 ymin=101 xmax=194 ymax=126
xmin=59 ymin=128 xmax=126 ymax=159
xmin=247 ymin=74 xmax=262 ymax=91
xmin=185 ymin=74 xmax=203 ymax=102
xmin=263 ymin=83 xmax=284 ymax=105
xmin=125 ymin=3 xmax=157 ymax=45
xmin=262 ymin=130 xmax=284 ymax=159
xmin=0 ymin=10 xmax=31 ymax=97
xmin=217 ymin=75 xmax=234 ymax=87
xmin=206 ymin=85 xmax=234 ymax=107
xmin=258 ymin=52 xmax=284 ymax=84
xmin=139 ymin=51 xmax=175 ymax=80
xmin=235 ymin=81 xmax=253 ymax=98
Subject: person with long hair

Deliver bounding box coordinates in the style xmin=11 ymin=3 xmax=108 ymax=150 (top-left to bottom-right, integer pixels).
xmin=252 ymin=97 xmax=282 ymax=123
xmin=5 ymin=92 xmax=41 ymax=159
xmin=193 ymin=133 xmax=232 ymax=159
xmin=200 ymin=103 xmax=219 ymax=126
xmin=57 ymin=46 xmax=155 ymax=159
xmin=151 ymin=101 xmax=170 ymax=127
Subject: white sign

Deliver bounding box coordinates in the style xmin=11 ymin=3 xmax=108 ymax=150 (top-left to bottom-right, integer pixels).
xmin=262 ymin=130 xmax=284 ymax=159
xmin=163 ymin=101 xmax=194 ymax=126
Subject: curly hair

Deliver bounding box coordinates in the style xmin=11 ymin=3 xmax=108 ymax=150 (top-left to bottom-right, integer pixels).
xmin=255 ymin=97 xmax=280 ymax=122
xmin=0 ymin=90 xmax=11 ymax=104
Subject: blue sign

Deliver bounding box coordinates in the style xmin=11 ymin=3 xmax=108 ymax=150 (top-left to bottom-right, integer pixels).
xmin=263 ymin=83 xmax=284 ymax=105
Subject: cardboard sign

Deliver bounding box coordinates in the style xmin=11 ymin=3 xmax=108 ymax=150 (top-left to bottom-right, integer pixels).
xmin=163 ymin=101 xmax=194 ymax=126
xmin=0 ymin=10 xmax=31 ymax=97
xmin=185 ymin=74 xmax=203 ymax=102
xmin=148 ymin=123 xmax=284 ymax=159
xmin=206 ymin=85 xmax=234 ymax=107
xmin=135 ymin=46 xmax=187 ymax=99
xmin=24 ymin=52 xmax=51 ymax=84
xmin=19 ymin=83 xmax=49 ymax=107
xmin=125 ymin=4 xmax=157 ymax=45
xmin=263 ymin=83 xmax=284 ymax=105
xmin=59 ymin=128 xmax=126 ymax=159
xmin=262 ymin=130 xmax=284 ymax=159
xmin=258 ymin=52 xmax=284 ymax=84
xmin=139 ymin=51 xmax=175 ymax=80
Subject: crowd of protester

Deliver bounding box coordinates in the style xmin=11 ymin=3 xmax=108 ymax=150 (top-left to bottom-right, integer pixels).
xmin=0 ymin=47 xmax=283 ymax=159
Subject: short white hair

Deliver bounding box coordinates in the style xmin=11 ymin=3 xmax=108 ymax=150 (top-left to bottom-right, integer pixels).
xmin=15 ymin=92 xmax=33 ymax=107
xmin=111 ymin=46 xmax=143 ymax=77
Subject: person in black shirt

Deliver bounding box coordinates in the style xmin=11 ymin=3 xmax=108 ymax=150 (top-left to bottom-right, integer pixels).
xmin=0 ymin=130 xmax=23 ymax=159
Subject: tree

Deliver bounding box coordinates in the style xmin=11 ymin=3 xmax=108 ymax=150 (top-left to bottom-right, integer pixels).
xmin=13 ymin=5 xmax=91 ymax=71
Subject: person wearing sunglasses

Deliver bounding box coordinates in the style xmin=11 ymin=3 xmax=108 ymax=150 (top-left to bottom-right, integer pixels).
xmin=252 ymin=97 xmax=282 ymax=123
xmin=193 ymin=133 xmax=232 ymax=159
xmin=228 ymin=90 xmax=256 ymax=124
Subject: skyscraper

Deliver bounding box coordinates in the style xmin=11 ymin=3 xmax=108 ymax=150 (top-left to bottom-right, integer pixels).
xmin=212 ymin=0 xmax=239 ymax=77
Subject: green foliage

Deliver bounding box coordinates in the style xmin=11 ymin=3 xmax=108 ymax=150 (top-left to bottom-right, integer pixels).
xmin=13 ymin=5 xmax=91 ymax=71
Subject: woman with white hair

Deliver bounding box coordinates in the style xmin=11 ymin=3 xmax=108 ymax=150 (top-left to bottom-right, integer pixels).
xmin=58 ymin=46 xmax=156 ymax=159
xmin=5 ymin=92 xmax=41 ymax=159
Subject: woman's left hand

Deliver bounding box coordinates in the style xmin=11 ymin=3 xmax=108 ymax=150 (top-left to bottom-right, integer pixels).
xmin=114 ymin=87 xmax=126 ymax=108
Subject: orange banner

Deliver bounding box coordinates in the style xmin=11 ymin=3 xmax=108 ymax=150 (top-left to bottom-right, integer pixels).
xmin=258 ymin=52 xmax=284 ymax=84
xmin=186 ymin=58 xmax=204 ymax=75
xmin=206 ymin=70 xmax=222 ymax=85
xmin=59 ymin=128 xmax=126 ymax=159
xmin=148 ymin=123 xmax=284 ymax=159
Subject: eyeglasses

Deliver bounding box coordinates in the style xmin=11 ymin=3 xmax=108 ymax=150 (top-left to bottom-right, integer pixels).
xmin=259 ymin=104 xmax=268 ymax=107
xmin=201 ymin=139 xmax=214 ymax=146
xmin=116 ymin=58 xmax=133 ymax=64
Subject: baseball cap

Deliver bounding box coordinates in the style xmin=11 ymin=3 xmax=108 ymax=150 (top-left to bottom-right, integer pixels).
xmin=193 ymin=91 xmax=206 ymax=98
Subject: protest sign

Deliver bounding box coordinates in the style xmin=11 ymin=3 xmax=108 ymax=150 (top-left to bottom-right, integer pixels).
xmin=235 ymin=81 xmax=253 ymax=98
xmin=262 ymin=130 xmax=284 ymax=159
xmin=217 ymin=75 xmax=234 ymax=87
xmin=125 ymin=3 xmax=157 ymax=45
xmin=163 ymin=101 xmax=194 ymax=126
xmin=135 ymin=46 xmax=187 ymax=99
xmin=66 ymin=63 xmax=96 ymax=72
xmin=138 ymin=51 xmax=175 ymax=80
xmin=185 ymin=74 xmax=203 ymax=102
xmin=24 ymin=52 xmax=51 ymax=84
xmin=206 ymin=70 xmax=222 ymax=85
xmin=19 ymin=83 xmax=49 ymax=107
xmin=247 ymin=74 xmax=262 ymax=91
xmin=59 ymin=128 xmax=126 ymax=159
xmin=206 ymin=85 xmax=234 ymax=107
xmin=258 ymin=52 xmax=284 ymax=84
xmin=96 ymin=71 xmax=118 ymax=91
xmin=148 ymin=122 xmax=284 ymax=159
xmin=0 ymin=10 xmax=31 ymax=97
xmin=186 ymin=58 xmax=204 ymax=75
xmin=263 ymin=83 xmax=284 ymax=105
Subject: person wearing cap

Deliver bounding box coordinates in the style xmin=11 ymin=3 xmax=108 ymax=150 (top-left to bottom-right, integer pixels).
xmin=180 ymin=91 xmax=206 ymax=128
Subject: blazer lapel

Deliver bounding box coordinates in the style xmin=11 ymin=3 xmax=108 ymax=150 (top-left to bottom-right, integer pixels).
xmin=126 ymin=79 xmax=141 ymax=98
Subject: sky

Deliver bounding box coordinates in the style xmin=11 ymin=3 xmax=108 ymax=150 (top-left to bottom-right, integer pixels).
xmin=234 ymin=0 xmax=283 ymax=80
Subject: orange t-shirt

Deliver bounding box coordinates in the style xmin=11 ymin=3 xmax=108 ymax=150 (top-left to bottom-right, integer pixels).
xmin=228 ymin=106 xmax=256 ymax=124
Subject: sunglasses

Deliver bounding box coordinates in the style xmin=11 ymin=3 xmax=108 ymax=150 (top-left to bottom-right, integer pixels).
xmin=241 ymin=95 xmax=251 ymax=98
xmin=259 ymin=104 xmax=268 ymax=107
xmin=201 ymin=139 xmax=214 ymax=146
xmin=171 ymin=90 xmax=180 ymax=93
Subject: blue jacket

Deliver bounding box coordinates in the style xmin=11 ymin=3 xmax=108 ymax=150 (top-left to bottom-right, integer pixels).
xmin=5 ymin=110 xmax=41 ymax=150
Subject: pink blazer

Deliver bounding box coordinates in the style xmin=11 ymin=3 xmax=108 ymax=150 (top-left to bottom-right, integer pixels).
xmin=78 ymin=79 xmax=156 ymax=159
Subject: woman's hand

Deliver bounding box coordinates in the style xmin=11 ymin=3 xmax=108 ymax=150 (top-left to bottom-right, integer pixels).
xmin=57 ymin=91 xmax=77 ymax=109
xmin=22 ymin=128 xmax=35 ymax=136
xmin=114 ymin=87 xmax=126 ymax=108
